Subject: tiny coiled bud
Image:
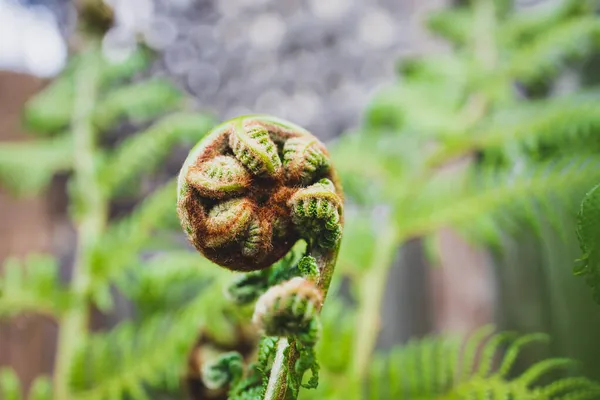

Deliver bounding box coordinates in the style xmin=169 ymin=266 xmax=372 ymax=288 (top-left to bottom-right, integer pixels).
xmin=283 ymin=136 xmax=330 ymax=184
xmin=204 ymin=198 xmax=254 ymax=248
xmin=289 ymin=178 xmax=343 ymax=248
xmin=252 ymin=277 xmax=323 ymax=341
xmin=230 ymin=121 xmax=282 ymax=177
xmin=177 ymin=115 xmax=343 ymax=271
xmin=298 ymin=255 xmax=320 ymax=281
xmin=201 ymin=351 xmax=244 ymax=390
xmin=186 ymin=155 xmax=251 ymax=199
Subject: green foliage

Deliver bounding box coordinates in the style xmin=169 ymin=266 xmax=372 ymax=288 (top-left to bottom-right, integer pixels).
xmin=98 ymin=113 xmax=213 ymax=193
xmin=301 ymin=323 xmax=600 ymax=399
xmin=0 ymin=45 xmax=211 ymax=198
xmin=22 ymin=48 xmax=152 ymax=135
xmin=575 ymin=183 xmax=600 ymax=303
xmin=0 ymin=43 xmax=217 ymax=400
xmin=68 ymin=286 xmax=226 ymax=400
xmin=366 ymin=326 xmax=600 ymax=400
xmin=0 ymin=255 xmax=71 ymax=317
xmin=0 ymin=369 xmax=52 ymax=400
xmin=0 ymin=135 xmax=72 ymax=195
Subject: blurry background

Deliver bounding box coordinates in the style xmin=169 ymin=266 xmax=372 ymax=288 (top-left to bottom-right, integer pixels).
xmin=2 ymin=0 xmax=600 ymax=398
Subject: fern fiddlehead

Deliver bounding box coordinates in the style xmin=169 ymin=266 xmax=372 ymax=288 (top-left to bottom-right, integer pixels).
xmin=177 ymin=115 xmax=343 ymax=399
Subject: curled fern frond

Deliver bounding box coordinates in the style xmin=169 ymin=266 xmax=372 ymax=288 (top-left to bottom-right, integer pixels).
xmin=187 ymin=155 xmax=251 ymax=199
xmin=229 ymin=121 xmax=282 ymax=177
xmin=289 ymin=178 xmax=343 ymax=249
xmin=283 ymin=136 xmax=330 ymax=184
xmin=252 ymin=277 xmax=323 ymax=343
xmin=177 ymin=115 xmax=343 ymax=271
xmin=201 ymin=351 xmax=244 ymax=390
xmin=178 ymin=115 xmax=343 ymax=399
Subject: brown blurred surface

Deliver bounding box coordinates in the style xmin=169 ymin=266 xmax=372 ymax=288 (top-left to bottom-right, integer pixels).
xmin=0 ymin=71 xmax=57 ymax=392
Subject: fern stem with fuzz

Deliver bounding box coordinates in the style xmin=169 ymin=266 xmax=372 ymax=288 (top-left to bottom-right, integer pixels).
xmin=53 ymin=46 xmax=105 ymax=400
xmin=264 ymin=244 xmax=340 ymax=400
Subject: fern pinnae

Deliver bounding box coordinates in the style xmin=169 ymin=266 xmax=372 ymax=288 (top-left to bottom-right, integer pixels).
xmin=99 ymin=113 xmax=214 ymax=193
xmin=517 ymin=358 xmax=578 ymax=388
xmin=92 ymin=78 xmax=183 ymax=130
xmin=458 ymin=325 xmax=496 ymax=382
xmin=538 ymin=376 xmax=600 ymax=398
xmin=229 ymin=119 xmax=282 ymax=177
xmin=507 ymin=16 xmax=600 ymax=82
xmin=475 ymin=331 xmax=515 ymax=379
xmin=497 ymin=332 xmax=550 ymax=378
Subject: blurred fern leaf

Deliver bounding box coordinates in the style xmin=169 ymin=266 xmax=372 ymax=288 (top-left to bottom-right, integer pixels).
xmin=92 ymin=78 xmax=184 ymax=131
xmin=0 ymin=255 xmax=70 ymax=317
xmin=22 ymin=47 xmax=151 ymax=135
xmin=400 ymin=156 xmax=600 ymax=244
xmin=575 ymin=183 xmax=600 ymax=303
xmin=69 ymin=286 xmax=225 ymax=400
xmin=0 ymin=135 xmax=72 ymax=195
xmin=367 ymin=326 xmax=600 ymax=399
xmin=99 ymin=113 xmax=214 ymax=193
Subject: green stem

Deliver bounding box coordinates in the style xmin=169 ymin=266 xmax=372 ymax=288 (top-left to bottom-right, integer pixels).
xmin=53 ymin=46 xmax=104 ymax=400
xmin=264 ymin=337 xmax=291 ymax=400
xmin=264 ymin=243 xmax=341 ymax=400
xmin=351 ymin=224 xmax=399 ymax=380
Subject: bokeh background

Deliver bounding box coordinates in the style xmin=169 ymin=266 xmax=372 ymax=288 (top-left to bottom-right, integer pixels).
xmin=3 ymin=0 xmax=600 ymax=399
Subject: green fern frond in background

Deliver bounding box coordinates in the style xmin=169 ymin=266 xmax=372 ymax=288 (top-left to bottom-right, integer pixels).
xmin=0 ymin=255 xmax=71 ymax=318
xmin=575 ymin=183 xmax=600 ymax=303
xmin=0 ymin=135 xmax=72 ymax=195
xmin=0 ymin=369 xmax=52 ymax=400
xmin=367 ymin=327 xmax=600 ymax=399
xmin=68 ymin=286 xmax=227 ymax=400
xmin=301 ymin=321 xmax=600 ymax=399
xmin=91 ymin=78 xmax=184 ymax=131
xmin=22 ymin=47 xmax=152 ymax=135
xmin=98 ymin=113 xmax=214 ymax=193
xmin=0 ymin=42 xmax=217 ymax=400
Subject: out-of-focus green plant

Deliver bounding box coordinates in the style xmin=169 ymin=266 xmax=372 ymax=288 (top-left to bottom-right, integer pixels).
xmin=307 ymin=0 xmax=600 ymax=398
xmin=0 ymin=43 xmax=220 ymax=400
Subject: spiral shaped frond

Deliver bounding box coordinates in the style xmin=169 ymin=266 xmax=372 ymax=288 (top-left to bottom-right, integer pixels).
xmin=177 ymin=115 xmax=343 ymax=271
xmin=252 ymin=277 xmax=323 ymax=342
xmin=186 ymin=155 xmax=251 ymax=199
xmin=298 ymin=255 xmax=320 ymax=281
xmin=229 ymin=121 xmax=282 ymax=177
xmin=289 ymin=178 xmax=343 ymax=248
xmin=201 ymin=352 xmax=244 ymax=390
xmin=204 ymin=198 xmax=254 ymax=248
xmin=283 ymin=136 xmax=330 ymax=184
